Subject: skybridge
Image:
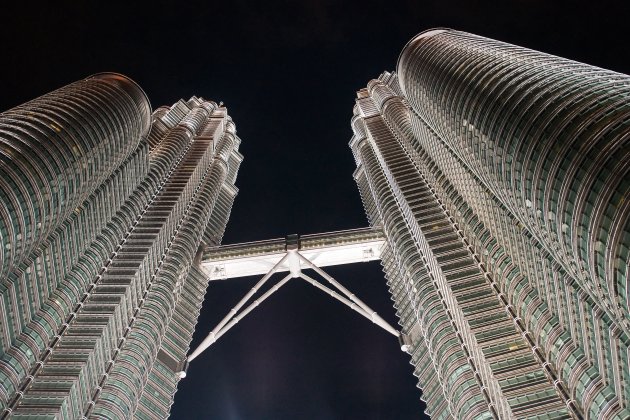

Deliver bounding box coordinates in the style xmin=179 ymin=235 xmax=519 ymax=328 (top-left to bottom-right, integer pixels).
xmin=184 ymin=227 xmax=410 ymax=374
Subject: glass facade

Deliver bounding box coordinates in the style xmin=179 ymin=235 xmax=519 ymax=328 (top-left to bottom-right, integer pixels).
xmin=0 ymin=75 xmax=242 ymax=418
xmin=351 ymin=29 xmax=630 ymax=419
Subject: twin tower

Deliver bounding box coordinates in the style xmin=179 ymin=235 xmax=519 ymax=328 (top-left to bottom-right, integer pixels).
xmin=0 ymin=29 xmax=629 ymax=419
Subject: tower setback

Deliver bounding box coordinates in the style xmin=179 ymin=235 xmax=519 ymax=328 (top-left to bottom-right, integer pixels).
xmin=351 ymin=29 xmax=630 ymax=419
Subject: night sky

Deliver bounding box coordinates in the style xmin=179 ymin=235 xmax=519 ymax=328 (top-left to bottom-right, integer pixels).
xmin=2 ymin=1 xmax=629 ymax=419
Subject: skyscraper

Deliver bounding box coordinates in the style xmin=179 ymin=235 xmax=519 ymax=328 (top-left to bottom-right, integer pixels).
xmin=351 ymin=29 xmax=630 ymax=419
xmin=0 ymin=74 xmax=242 ymax=418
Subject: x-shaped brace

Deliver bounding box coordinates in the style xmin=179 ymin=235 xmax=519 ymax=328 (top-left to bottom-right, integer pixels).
xmin=186 ymin=250 xmax=408 ymax=367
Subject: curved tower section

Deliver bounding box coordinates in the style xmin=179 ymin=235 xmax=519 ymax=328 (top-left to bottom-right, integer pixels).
xmin=0 ymin=73 xmax=151 ymax=278
xmin=352 ymin=29 xmax=630 ymax=419
xmin=398 ymin=29 xmax=630 ymax=330
xmin=0 ymin=77 xmax=242 ymax=419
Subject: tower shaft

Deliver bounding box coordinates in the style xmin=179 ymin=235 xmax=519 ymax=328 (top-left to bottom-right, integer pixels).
xmin=351 ymin=29 xmax=630 ymax=419
xmin=0 ymin=77 xmax=242 ymax=419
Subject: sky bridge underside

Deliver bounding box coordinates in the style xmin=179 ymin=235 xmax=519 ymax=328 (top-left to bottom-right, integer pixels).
xmin=201 ymin=227 xmax=385 ymax=280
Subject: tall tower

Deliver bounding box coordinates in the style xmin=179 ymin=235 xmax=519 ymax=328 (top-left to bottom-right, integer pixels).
xmin=0 ymin=74 xmax=242 ymax=418
xmin=351 ymin=29 xmax=630 ymax=419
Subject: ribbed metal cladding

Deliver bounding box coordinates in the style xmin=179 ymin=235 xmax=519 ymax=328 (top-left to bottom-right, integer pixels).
xmin=355 ymin=137 xmax=491 ymax=419
xmin=0 ymin=77 xmax=242 ymax=419
xmin=398 ymin=29 xmax=630 ymax=331
xmin=88 ymin=113 xmax=235 ymax=419
xmin=351 ymin=28 xmax=630 ymax=419
xmin=0 ymin=73 xmax=151 ymax=278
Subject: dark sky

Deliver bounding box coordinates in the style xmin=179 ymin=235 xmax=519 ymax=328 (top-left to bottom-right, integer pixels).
xmin=2 ymin=1 xmax=629 ymax=419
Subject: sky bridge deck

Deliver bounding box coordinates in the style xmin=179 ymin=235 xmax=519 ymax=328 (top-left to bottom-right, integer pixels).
xmin=201 ymin=227 xmax=385 ymax=280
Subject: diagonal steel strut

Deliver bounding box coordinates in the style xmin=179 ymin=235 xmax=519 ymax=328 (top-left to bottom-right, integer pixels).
xmin=188 ymin=254 xmax=290 ymax=362
xmin=188 ymin=272 xmax=293 ymax=361
xmin=299 ymin=272 xmax=399 ymax=337
xmin=296 ymin=252 xmax=399 ymax=337
xmin=187 ymin=244 xmax=405 ymax=366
